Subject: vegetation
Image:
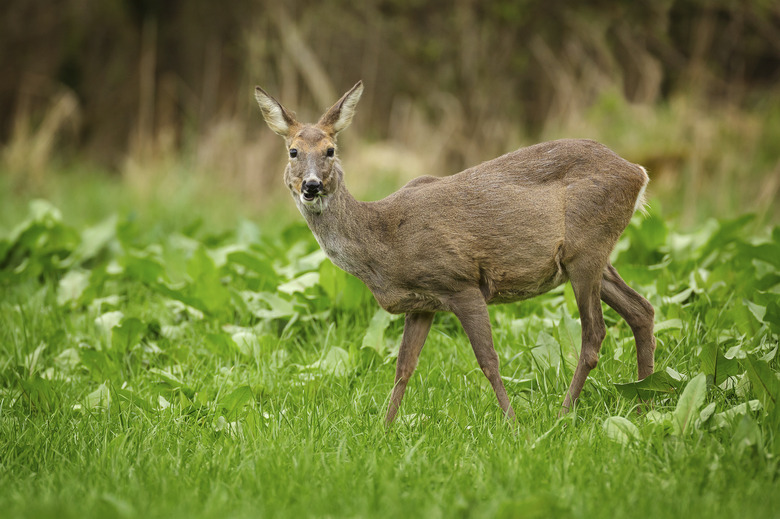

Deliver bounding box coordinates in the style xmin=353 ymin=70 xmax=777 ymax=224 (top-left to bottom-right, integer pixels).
xmin=2 ymin=1 xmax=779 ymax=517
xmin=1 ymin=187 xmax=778 ymax=517
xmin=3 ymin=1 xmax=779 ymax=224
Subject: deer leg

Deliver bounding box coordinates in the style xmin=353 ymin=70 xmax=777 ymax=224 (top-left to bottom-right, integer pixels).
xmin=385 ymin=312 xmax=435 ymax=426
xmin=561 ymin=267 xmax=606 ymax=415
xmin=601 ymin=264 xmax=655 ymax=380
xmin=450 ymin=291 xmax=516 ymax=420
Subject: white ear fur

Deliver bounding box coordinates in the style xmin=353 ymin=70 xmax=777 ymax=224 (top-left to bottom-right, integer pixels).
xmin=318 ymin=81 xmax=363 ymax=135
xmin=332 ymin=81 xmax=363 ymax=134
xmin=255 ymin=87 xmax=294 ymax=137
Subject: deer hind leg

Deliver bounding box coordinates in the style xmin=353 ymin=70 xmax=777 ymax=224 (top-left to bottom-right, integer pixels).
xmin=561 ymin=261 xmax=607 ymax=415
xmin=600 ymin=263 xmax=655 ymax=380
xmin=450 ymin=290 xmax=516 ymax=421
xmin=385 ymin=312 xmax=435 ymax=426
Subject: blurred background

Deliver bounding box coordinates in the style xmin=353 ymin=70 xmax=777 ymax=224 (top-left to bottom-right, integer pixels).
xmin=1 ymin=0 xmax=779 ymax=228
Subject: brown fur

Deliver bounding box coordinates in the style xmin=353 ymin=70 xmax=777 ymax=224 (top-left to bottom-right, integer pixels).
xmin=255 ymin=81 xmax=656 ymax=424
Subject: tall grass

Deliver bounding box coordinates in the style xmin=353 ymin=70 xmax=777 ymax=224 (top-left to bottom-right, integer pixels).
xmin=3 ymin=2 xmax=779 ymax=228
xmin=3 ymin=84 xmax=778 ymax=232
xmin=1 ymin=192 xmax=778 ymax=518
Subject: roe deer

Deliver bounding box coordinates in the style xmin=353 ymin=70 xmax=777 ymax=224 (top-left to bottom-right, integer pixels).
xmin=254 ymin=81 xmax=656 ymax=424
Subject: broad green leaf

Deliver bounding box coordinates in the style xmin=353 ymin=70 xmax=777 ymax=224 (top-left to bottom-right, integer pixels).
xmin=619 ymin=210 xmax=667 ymax=264
xmin=28 ymin=199 xmax=63 ymax=222
xmin=699 ymin=214 xmax=755 ymax=259
xmin=655 ymin=319 xmax=683 ymax=332
xmin=738 ymin=241 xmax=780 ymax=268
xmin=220 ymin=385 xmax=254 ymax=417
xmin=56 ymin=270 xmax=91 ymax=306
xmin=699 ymin=402 xmax=717 ymax=424
xmin=227 ymin=249 xmax=278 ymax=290
xmin=555 ymin=313 xmax=580 ymax=369
xmin=235 ymin=219 xmax=261 ymax=245
xmin=0 ymin=237 xmax=9 ymax=264
xmin=666 ymin=287 xmax=694 ymax=305
xmin=744 ymin=355 xmax=780 ymax=410
xmin=732 ymin=414 xmax=762 ymax=453
xmin=501 ymin=377 xmax=538 ymax=391
xmin=728 ymin=303 xmax=761 ymax=335
xmin=319 ymin=259 xmax=371 ymax=310
xmin=186 ymin=246 xmax=231 ymax=318
xmin=279 ymin=248 xmax=328 ymax=278
xmin=214 ymin=415 xmax=243 ymax=437
xmin=95 ymin=311 xmax=124 ymax=334
xmin=614 ymin=370 xmax=679 ymax=400
xmin=54 ymin=348 xmax=80 ymax=371
xmin=243 ymin=291 xmax=297 ymax=320
xmin=672 ymin=373 xmax=707 ymax=436
xmin=744 ymin=300 xmax=766 ymax=323
xmin=231 ymin=331 xmax=260 ymax=357
xmin=757 ymin=272 xmax=780 ymax=291
xmin=603 ymin=416 xmax=640 ymax=445
xmin=278 ymin=272 xmax=320 ymax=295
xmin=149 ymin=368 xmax=194 ymax=398
xmin=1 ymin=200 xmax=79 ymax=277
xmin=309 ymin=347 xmax=351 ymax=377
xmin=764 ymin=300 xmax=780 ymax=334
xmin=699 ymin=342 xmax=740 ymax=386
xmin=148 ymin=368 xmax=185 ymax=387
xmin=161 ymin=235 xmax=198 ymax=284
xmin=111 ymin=317 xmax=145 ymax=351
xmin=531 ymin=331 xmax=562 ymax=372
xmin=361 ymin=309 xmax=394 ymax=354
xmin=122 ymin=252 xmax=165 ymax=284
xmin=645 ymin=410 xmax=673 ymax=426
xmin=81 ymin=382 xmax=111 ymax=410
xmin=710 ymin=400 xmax=762 ymax=429
xmin=62 ymin=214 xmax=117 ymax=267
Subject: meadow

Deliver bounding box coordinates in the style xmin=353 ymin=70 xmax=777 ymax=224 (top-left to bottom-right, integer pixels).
xmin=2 ymin=1 xmax=780 ymax=516
xmin=1 ymin=149 xmax=779 ymax=518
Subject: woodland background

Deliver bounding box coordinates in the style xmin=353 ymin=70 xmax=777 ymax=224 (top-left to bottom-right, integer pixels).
xmin=1 ymin=0 xmax=779 ymax=225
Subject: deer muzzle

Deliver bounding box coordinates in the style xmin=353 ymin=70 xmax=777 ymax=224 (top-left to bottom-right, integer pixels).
xmin=302 ymin=179 xmax=324 ymax=201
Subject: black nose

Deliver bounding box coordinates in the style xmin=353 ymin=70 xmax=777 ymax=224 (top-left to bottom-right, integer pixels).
xmin=303 ymin=180 xmax=323 ymax=194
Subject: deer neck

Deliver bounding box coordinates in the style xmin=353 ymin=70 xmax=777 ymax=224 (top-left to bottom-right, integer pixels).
xmin=299 ymin=183 xmax=383 ymax=283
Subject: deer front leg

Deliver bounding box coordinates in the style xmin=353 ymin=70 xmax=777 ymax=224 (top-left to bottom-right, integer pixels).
xmin=385 ymin=312 xmax=435 ymax=426
xmin=450 ymin=291 xmax=516 ymax=421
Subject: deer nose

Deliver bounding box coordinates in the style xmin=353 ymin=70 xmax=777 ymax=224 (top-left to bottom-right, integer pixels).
xmin=303 ymin=179 xmax=323 ymax=194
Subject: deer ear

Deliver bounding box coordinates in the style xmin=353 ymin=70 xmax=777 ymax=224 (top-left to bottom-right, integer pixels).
xmin=255 ymin=86 xmax=298 ymax=137
xmin=318 ymin=81 xmax=363 ymax=136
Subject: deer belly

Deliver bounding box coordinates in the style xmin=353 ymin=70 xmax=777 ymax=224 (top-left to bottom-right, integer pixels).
xmin=481 ymin=263 xmax=568 ymax=304
xmin=372 ymin=289 xmax=447 ymax=314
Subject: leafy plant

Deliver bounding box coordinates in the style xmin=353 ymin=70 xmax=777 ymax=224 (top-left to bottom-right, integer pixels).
xmin=1 ymin=199 xmax=779 ymax=519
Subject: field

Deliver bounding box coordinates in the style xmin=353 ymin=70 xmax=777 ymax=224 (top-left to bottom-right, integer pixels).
xmin=3 ymin=1 xmax=780 ymax=516
xmin=1 ymin=160 xmax=779 ymax=519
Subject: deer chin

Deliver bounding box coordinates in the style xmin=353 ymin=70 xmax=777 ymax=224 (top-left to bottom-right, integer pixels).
xmin=296 ymin=192 xmax=327 ymax=213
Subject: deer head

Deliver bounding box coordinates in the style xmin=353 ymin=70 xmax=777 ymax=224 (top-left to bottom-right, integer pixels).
xmin=254 ymin=81 xmax=364 ymax=214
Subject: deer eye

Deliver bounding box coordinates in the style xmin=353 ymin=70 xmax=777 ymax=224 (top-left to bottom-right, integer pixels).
xmin=326 ymin=147 xmax=335 ymax=158
xmin=289 ymin=148 xmax=298 ymax=158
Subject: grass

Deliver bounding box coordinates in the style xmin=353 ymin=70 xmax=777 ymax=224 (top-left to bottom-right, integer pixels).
xmin=1 ymin=160 xmax=779 ymax=518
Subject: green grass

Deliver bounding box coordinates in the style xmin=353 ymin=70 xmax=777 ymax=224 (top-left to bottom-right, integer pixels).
xmin=1 ymin=177 xmax=779 ymax=518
